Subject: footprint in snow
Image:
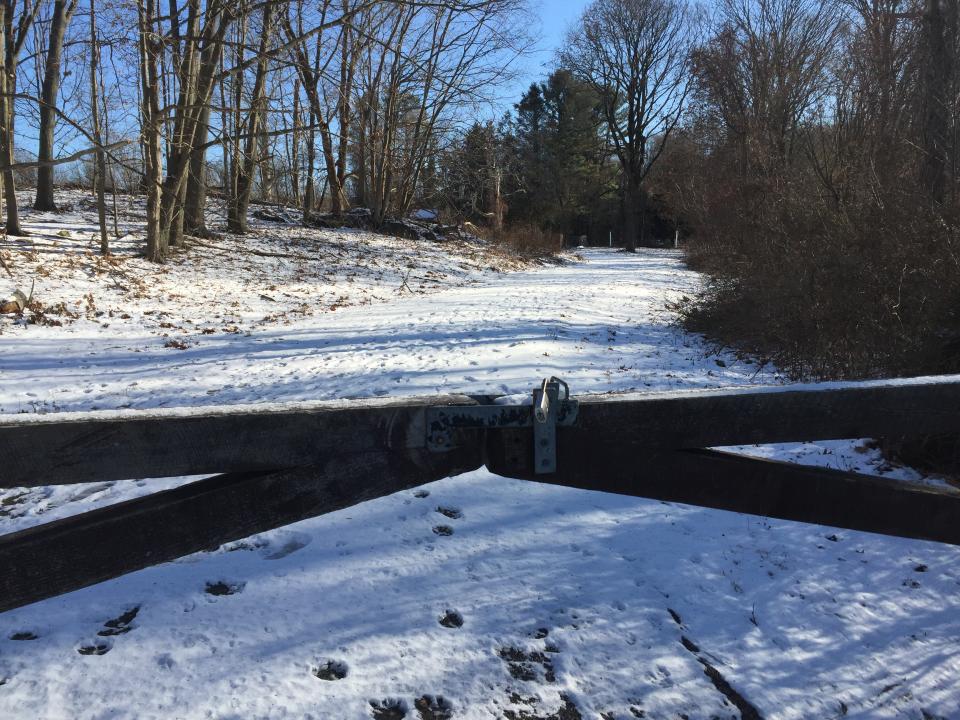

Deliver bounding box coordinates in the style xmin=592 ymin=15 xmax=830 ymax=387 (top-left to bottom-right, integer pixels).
xmin=205 ymin=580 xmax=245 ymax=596
xmin=313 ymin=659 xmax=348 ymax=681
xmin=77 ymin=638 xmax=113 ymax=656
xmin=370 ymin=698 xmax=408 ymax=720
xmin=415 ymin=695 xmax=454 ymax=720
xmin=432 ymin=525 xmax=454 ymax=537
xmin=438 ymin=610 xmax=463 ymax=628
xmin=435 ymin=506 xmax=462 ymax=520
xmin=262 ymin=531 xmax=312 ymax=560
xmin=98 ymin=605 xmax=140 ymax=636
xmin=9 ymin=631 xmax=38 ymax=641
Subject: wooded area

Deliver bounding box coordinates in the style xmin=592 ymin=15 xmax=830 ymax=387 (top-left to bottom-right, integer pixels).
xmin=1 ymin=0 xmax=958 ymax=381
xmin=0 ymin=0 xmax=531 ymax=260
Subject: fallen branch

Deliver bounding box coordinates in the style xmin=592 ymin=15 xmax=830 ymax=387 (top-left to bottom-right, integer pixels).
xmin=186 ymin=235 xmax=316 ymax=262
xmin=0 ymin=251 xmax=13 ymax=279
xmin=0 ymin=140 xmax=131 ymax=174
xmin=397 ymin=269 xmax=414 ymax=295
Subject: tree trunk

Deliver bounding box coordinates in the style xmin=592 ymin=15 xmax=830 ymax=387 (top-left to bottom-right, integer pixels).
xmin=88 ymin=0 xmax=107 ymax=254
xmin=158 ymin=0 xmax=199 ymax=250
xmin=921 ymin=0 xmax=952 ymax=204
xmin=157 ymin=1 xmax=228 ymax=249
xmin=227 ymin=2 xmax=273 ymax=234
xmin=0 ymin=3 xmax=21 ymax=235
xmin=488 ymin=151 xmax=503 ymax=233
xmin=290 ymin=79 xmax=301 ymax=206
xmin=621 ymin=175 xmax=642 ymax=252
xmin=139 ymin=0 xmax=164 ymax=261
xmin=34 ymin=0 xmax=77 ymax=211
xmin=184 ymin=96 xmax=212 ymax=236
xmin=302 ymin=108 xmax=316 ymax=223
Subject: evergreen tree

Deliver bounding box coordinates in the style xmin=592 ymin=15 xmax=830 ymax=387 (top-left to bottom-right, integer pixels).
xmin=510 ymin=69 xmax=611 ymax=235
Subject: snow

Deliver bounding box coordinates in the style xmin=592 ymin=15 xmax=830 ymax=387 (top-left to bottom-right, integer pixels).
xmin=1 ymin=207 xmax=958 ymax=719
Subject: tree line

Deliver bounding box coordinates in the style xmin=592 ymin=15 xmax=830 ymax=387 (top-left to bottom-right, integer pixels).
xmin=658 ymin=0 xmax=960 ymax=379
xmin=3 ymin=0 xmax=958 ymax=377
xmin=0 ymin=0 xmax=529 ymax=260
xmin=447 ymin=0 xmax=959 ymax=379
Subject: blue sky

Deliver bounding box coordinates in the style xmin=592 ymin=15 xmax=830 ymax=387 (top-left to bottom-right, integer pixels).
xmin=528 ymin=0 xmax=591 ymax=61
xmin=494 ymin=0 xmax=591 ymax=112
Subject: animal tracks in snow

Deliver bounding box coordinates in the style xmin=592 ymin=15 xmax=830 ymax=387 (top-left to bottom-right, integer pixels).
xmin=368 ymin=695 xmax=455 ymax=720
xmin=97 ymin=605 xmax=140 ymax=636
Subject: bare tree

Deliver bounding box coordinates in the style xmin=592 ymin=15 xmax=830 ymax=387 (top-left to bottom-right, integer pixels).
xmin=350 ymin=0 xmax=527 ymax=223
xmin=88 ymin=0 xmax=106 ymax=254
xmin=696 ymin=0 xmax=840 ymax=173
xmin=34 ymin=0 xmax=78 ymax=211
xmin=919 ymin=0 xmax=955 ymax=203
xmin=0 ymin=0 xmax=41 ymax=235
xmin=158 ymin=0 xmax=231 ymax=249
xmin=282 ymin=0 xmax=356 ymax=218
xmin=183 ymin=48 xmax=216 ymax=238
xmin=137 ymin=0 xmax=163 ymax=261
xmin=227 ymin=0 xmax=274 ymax=233
xmin=561 ymin=0 xmax=697 ymax=250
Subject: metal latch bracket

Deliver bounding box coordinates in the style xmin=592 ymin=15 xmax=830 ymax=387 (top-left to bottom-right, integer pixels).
xmin=425 ymin=377 xmax=576 ymax=474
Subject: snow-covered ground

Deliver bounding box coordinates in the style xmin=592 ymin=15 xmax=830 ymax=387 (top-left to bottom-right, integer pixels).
xmin=1 ymin=213 xmax=958 ymax=719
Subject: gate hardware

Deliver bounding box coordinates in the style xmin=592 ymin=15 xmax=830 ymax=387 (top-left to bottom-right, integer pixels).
xmin=425 ymin=376 xmax=578 ymax=474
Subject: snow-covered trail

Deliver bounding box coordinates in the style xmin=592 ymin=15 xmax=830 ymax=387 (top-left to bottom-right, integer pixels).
xmin=1 ymin=249 xmax=959 ymax=720
xmin=0 ymin=249 xmax=773 ymax=414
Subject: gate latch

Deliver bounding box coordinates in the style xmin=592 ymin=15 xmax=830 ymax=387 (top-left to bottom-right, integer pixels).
xmin=426 ymin=377 xmax=577 ymax=474
xmin=532 ymin=377 xmax=569 ymax=473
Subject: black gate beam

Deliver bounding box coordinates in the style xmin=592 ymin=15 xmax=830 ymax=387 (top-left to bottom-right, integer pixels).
xmin=485 ymin=430 xmax=960 ymax=546
xmin=0 ymin=445 xmax=481 ymax=614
